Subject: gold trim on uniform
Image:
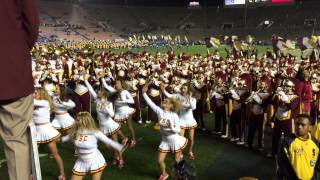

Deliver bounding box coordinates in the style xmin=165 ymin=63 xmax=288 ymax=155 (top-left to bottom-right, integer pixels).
xmin=105 ymin=124 xmax=121 ymax=136
xmin=181 ymin=124 xmax=198 ymax=130
xmin=114 ymin=109 xmax=136 ymax=122
xmin=37 ymin=134 xmax=61 ymax=144
xmin=158 ymin=139 xmax=189 ymax=154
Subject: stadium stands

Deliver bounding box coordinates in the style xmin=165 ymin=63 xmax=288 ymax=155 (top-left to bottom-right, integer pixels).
xmin=39 ymin=0 xmax=320 ymax=41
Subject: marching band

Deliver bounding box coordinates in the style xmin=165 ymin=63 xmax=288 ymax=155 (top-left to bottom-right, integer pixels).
xmin=30 ymin=41 xmax=320 ymax=180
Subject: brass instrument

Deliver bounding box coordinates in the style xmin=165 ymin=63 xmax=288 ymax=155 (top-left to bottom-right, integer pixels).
xmin=245 ymin=89 xmax=261 ymax=104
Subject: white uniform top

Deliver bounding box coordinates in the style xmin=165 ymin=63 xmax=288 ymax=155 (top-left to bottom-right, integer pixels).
xmin=53 ymin=97 xmax=76 ymax=113
xmin=102 ymin=78 xmax=134 ymax=110
xmin=212 ymin=90 xmax=225 ymax=107
xmin=275 ymin=92 xmax=297 ymax=120
xmin=74 ymin=83 xmax=89 ymax=96
xmin=251 ymin=92 xmax=270 ymax=115
xmin=85 ymin=80 xmax=115 ymax=124
xmin=33 ymin=99 xmax=51 ymax=124
xmin=162 ymin=90 xmax=197 ymax=122
xmin=62 ymin=130 xmax=123 ymax=154
xmin=143 ymin=93 xmax=181 ymax=136
xmin=230 ymin=89 xmax=246 ymax=110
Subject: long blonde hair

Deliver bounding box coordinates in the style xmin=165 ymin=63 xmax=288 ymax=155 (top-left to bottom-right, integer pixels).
xmin=167 ymin=98 xmax=182 ymax=113
xmin=35 ymin=87 xmax=55 ymax=113
xmin=69 ymin=112 xmax=99 ymax=141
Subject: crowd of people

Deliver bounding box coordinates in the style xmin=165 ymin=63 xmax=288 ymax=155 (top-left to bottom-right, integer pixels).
xmin=30 ymin=40 xmax=320 ymax=180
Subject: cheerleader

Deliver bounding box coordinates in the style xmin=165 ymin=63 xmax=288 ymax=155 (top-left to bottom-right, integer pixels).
xmin=84 ymin=79 xmax=126 ymax=168
xmin=102 ymin=78 xmax=137 ymax=147
xmin=33 ymin=87 xmax=66 ymax=180
xmin=62 ymin=112 xmax=127 ymax=180
xmin=160 ymin=83 xmax=197 ymax=159
xmin=52 ymin=84 xmax=76 ymax=133
xmin=142 ymin=85 xmax=188 ymax=180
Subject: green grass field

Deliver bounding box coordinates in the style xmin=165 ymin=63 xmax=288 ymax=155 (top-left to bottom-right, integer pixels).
xmin=0 ymin=45 xmax=277 ymax=180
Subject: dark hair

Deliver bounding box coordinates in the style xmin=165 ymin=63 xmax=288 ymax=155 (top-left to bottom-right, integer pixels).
xmin=296 ymin=114 xmax=311 ymax=122
xmin=59 ymin=85 xmax=70 ymax=102
xmin=295 ymin=69 xmax=305 ymax=82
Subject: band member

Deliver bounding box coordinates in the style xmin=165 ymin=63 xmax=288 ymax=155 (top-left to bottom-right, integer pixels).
xmin=84 ymin=78 xmax=126 ymax=168
xmin=191 ymin=74 xmax=207 ymax=131
xmin=311 ymin=72 xmax=320 ymax=125
xmin=33 ymin=88 xmax=66 ymax=180
xmin=62 ymin=112 xmax=127 ymax=180
xmin=72 ymin=74 xmax=91 ymax=115
xmin=52 ymin=84 xmax=76 ymax=134
xmin=161 ymin=83 xmax=197 ymax=159
xmin=246 ymin=76 xmax=271 ymax=150
xmin=126 ymin=69 xmax=142 ymax=123
xmin=142 ymin=85 xmax=188 ymax=180
xmin=211 ymin=73 xmax=229 ymax=138
xmin=229 ymin=77 xmax=249 ymax=145
xmin=271 ymin=80 xmax=299 ymax=156
xmin=102 ymin=78 xmax=137 ymax=147
xmin=147 ymin=72 xmax=162 ymax=126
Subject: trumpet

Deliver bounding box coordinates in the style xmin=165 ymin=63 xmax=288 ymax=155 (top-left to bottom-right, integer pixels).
xmin=245 ymin=89 xmax=261 ymax=104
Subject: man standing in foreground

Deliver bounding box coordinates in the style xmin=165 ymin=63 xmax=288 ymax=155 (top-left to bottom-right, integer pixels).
xmin=0 ymin=0 xmax=39 ymax=179
xmin=276 ymin=114 xmax=320 ymax=179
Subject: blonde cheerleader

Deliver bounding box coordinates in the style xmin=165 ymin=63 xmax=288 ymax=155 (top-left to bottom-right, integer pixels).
xmin=52 ymin=84 xmax=76 ymax=133
xmin=33 ymin=88 xmax=65 ymax=180
xmin=84 ymin=79 xmax=126 ymax=168
xmin=62 ymin=112 xmax=127 ymax=180
xmin=102 ymin=78 xmax=137 ymax=147
xmin=161 ymin=83 xmax=197 ymax=159
xmin=142 ymin=85 xmax=188 ymax=180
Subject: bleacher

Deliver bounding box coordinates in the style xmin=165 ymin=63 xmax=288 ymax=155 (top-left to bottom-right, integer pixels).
xmin=39 ymin=0 xmax=320 ymax=42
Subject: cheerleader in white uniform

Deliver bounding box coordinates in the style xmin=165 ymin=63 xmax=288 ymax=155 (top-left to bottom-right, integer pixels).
xmin=33 ymin=88 xmax=66 ymax=180
xmin=52 ymin=85 xmax=76 ymax=133
xmin=62 ymin=112 xmax=127 ymax=180
xmin=84 ymin=79 xmax=126 ymax=168
xmin=161 ymin=83 xmax=197 ymax=159
xmin=142 ymin=85 xmax=188 ymax=180
xmin=102 ymin=78 xmax=137 ymax=147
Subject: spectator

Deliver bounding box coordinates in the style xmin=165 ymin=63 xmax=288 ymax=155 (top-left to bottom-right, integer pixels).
xmin=0 ymin=0 xmax=39 ymax=179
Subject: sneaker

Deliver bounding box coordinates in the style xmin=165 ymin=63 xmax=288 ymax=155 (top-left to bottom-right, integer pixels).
xmin=266 ymin=153 xmax=275 ymax=158
xmin=130 ymin=139 xmax=137 ymax=148
xmin=158 ymin=173 xmax=169 ymax=180
xmin=230 ymin=138 xmax=239 ymax=142
xmin=112 ymin=158 xmax=119 ymax=165
xmin=146 ymin=120 xmax=152 ymax=124
xmin=237 ymin=141 xmax=245 ymax=145
xmin=221 ymin=134 xmax=228 ymax=139
xmin=58 ymin=175 xmax=66 ymax=180
xmin=201 ymin=128 xmax=206 ymax=131
xmin=187 ymin=152 xmax=195 ymax=160
xmin=118 ymin=159 xmax=125 ymax=169
xmin=121 ymin=137 xmax=129 ymax=145
xmin=138 ymin=120 xmax=143 ymax=124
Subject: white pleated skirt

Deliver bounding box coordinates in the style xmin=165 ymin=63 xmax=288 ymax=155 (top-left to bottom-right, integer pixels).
xmin=158 ymin=134 xmax=188 ymax=153
xmin=114 ymin=106 xmax=135 ymax=122
xmin=72 ymin=150 xmax=107 ymax=176
xmin=35 ymin=123 xmax=61 ymax=144
xmin=52 ymin=113 xmax=75 ymax=131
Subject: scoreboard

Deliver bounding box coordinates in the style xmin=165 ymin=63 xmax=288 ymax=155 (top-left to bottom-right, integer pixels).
xmin=224 ymin=0 xmax=246 ymax=6
xmin=224 ymin=0 xmax=294 ymax=7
